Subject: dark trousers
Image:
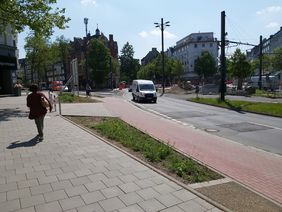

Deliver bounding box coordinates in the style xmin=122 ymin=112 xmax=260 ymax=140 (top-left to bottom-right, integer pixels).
xmin=35 ymin=115 xmax=45 ymax=137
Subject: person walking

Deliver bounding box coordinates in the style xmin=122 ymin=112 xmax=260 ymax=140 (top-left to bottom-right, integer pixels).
xmin=27 ymin=84 xmax=52 ymax=141
xmin=86 ymin=83 xmax=91 ymax=97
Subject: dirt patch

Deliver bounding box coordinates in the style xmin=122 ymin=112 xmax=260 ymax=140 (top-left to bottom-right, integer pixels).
xmin=196 ymin=182 xmax=282 ymax=212
xmin=165 ymin=85 xmax=193 ymax=95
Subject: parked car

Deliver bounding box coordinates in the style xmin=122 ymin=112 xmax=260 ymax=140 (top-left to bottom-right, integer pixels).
xmin=50 ymin=81 xmax=63 ymax=91
xmin=62 ymin=85 xmax=70 ymax=92
xmin=118 ymin=81 xmax=127 ymax=90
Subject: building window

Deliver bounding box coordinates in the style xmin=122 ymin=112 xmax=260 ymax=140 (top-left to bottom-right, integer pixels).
xmin=194 ymin=44 xmax=197 ymax=48
xmin=210 ymin=43 xmax=213 ymax=47
xmin=202 ymin=43 xmax=205 ymax=47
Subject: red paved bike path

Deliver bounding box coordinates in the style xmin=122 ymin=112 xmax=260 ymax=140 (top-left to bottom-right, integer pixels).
xmin=103 ymin=96 xmax=282 ymax=204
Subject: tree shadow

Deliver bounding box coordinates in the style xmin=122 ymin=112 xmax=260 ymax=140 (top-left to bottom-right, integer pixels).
xmin=7 ymin=135 xmax=40 ymax=149
xmin=223 ymin=100 xmax=245 ymax=114
xmin=0 ymin=108 xmax=29 ymax=122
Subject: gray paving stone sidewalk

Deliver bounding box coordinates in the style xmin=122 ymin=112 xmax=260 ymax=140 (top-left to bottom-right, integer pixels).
xmin=0 ymin=95 xmax=222 ymax=212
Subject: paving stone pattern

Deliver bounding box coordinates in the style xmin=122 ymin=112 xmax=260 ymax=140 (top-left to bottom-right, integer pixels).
xmin=0 ymin=96 xmax=220 ymax=212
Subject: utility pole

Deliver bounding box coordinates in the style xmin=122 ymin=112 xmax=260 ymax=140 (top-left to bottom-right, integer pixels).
xmin=259 ymin=35 xmax=263 ymax=90
xmin=161 ymin=18 xmax=165 ymax=94
xmin=84 ymin=18 xmax=88 ymax=37
xmin=84 ymin=18 xmax=89 ymax=85
xmin=220 ymin=11 xmax=226 ymax=101
xmin=154 ymin=18 xmax=170 ymax=95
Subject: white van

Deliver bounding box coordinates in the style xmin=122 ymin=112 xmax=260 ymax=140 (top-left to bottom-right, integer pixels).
xmin=131 ymin=79 xmax=157 ymax=103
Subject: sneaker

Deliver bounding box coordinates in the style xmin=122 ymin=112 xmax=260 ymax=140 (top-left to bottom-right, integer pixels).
xmin=38 ymin=136 xmax=44 ymax=141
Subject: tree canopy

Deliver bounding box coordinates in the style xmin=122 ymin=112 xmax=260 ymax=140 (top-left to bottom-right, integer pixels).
xmin=87 ymin=38 xmax=111 ymax=87
xmin=227 ymin=48 xmax=252 ymax=89
xmin=0 ymin=0 xmax=70 ymax=36
xmin=194 ymin=51 xmax=217 ymax=79
xmin=119 ymin=42 xmax=139 ymax=83
xmin=24 ymin=32 xmax=50 ymax=83
xmin=272 ymin=47 xmax=282 ymax=71
xmin=137 ymin=54 xmax=184 ymax=85
xmin=250 ymin=54 xmax=272 ymax=75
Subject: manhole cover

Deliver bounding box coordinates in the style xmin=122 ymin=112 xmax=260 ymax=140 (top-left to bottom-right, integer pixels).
xmin=205 ymin=128 xmax=219 ymax=132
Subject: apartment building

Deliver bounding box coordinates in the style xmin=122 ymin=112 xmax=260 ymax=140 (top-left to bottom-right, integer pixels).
xmin=69 ymin=26 xmax=118 ymax=88
xmin=141 ymin=48 xmax=159 ymax=66
xmin=168 ymin=32 xmax=218 ymax=80
xmin=0 ymin=25 xmax=18 ymax=94
xmin=247 ymin=27 xmax=282 ymax=60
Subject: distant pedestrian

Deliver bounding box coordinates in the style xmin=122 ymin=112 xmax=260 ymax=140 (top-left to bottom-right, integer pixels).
xmin=195 ymin=85 xmax=200 ymax=98
xmin=86 ymin=83 xmax=91 ymax=97
xmin=14 ymin=82 xmax=23 ymax=88
xmin=27 ymin=84 xmax=52 ymax=141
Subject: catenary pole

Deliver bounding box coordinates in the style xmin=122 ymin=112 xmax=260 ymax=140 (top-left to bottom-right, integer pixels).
xmin=220 ymin=11 xmax=226 ymax=101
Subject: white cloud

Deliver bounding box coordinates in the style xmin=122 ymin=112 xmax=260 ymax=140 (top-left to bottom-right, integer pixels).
xmin=256 ymin=6 xmax=282 ymax=15
xmin=80 ymin=0 xmax=96 ymax=6
xmin=150 ymin=29 xmax=160 ymax=36
xmin=139 ymin=31 xmax=149 ymax=38
xmin=150 ymin=29 xmax=177 ymax=39
xmin=164 ymin=31 xmax=177 ymax=39
xmin=266 ymin=22 xmax=279 ymax=28
xmin=139 ymin=29 xmax=177 ymax=40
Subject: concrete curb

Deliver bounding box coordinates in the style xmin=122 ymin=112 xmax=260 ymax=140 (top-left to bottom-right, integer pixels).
xmin=62 ymin=114 xmax=232 ymax=212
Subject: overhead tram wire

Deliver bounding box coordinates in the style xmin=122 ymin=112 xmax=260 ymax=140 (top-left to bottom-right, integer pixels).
xmin=226 ymin=15 xmax=255 ymax=44
xmin=225 ymin=15 xmax=258 ymax=52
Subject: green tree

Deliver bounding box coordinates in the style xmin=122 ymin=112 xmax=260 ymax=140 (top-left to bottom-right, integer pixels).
xmin=250 ymin=54 xmax=272 ymax=75
xmin=52 ymin=36 xmax=70 ymax=80
xmin=194 ymin=51 xmax=217 ymax=80
xmin=48 ymin=42 xmax=60 ymax=81
xmin=119 ymin=42 xmax=139 ymax=83
xmin=272 ymin=47 xmax=282 ymax=71
xmin=87 ymin=39 xmax=110 ymax=87
xmin=24 ymin=32 xmax=50 ymax=83
xmin=171 ymin=59 xmax=184 ymax=83
xmin=0 ymin=0 xmax=70 ymax=36
xmin=152 ymin=54 xmax=162 ymax=82
xmin=137 ymin=55 xmax=183 ymax=85
xmin=109 ymin=57 xmax=120 ymax=88
xmin=228 ymin=48 xmax=252 ymax=90
xmin=137 ymin=63 xmax=156 ymax=80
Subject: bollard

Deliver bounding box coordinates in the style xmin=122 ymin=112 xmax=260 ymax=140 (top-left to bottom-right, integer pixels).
xmin=53 ymin=95 xmax=57 ymax=112
xmin=195 ymin=85 xmax=199 ymax=99
xmin=58 ymin=92 xmax=61 ymax=115
xmin=48 ymin=91 xmax=57 ymax=112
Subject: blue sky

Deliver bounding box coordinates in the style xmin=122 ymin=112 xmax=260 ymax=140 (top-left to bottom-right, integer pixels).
xmin=18 ymin=0 xmax=282 ymax=60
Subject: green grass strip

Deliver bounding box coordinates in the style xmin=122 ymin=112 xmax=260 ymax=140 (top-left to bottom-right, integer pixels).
xmin=90 ymin=117 xmax=222 ymax=183
xmin=189 ymin=98 xmax=282 ymax=117
xmin=59 ymin=92 xmax=99 ymax=103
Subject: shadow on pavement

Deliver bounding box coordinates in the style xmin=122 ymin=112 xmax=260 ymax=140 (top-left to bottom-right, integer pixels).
xmin=7 ymin=136 xmax=39 ymax=149
xmin=0 ymin=108 xmax=28 ymax=122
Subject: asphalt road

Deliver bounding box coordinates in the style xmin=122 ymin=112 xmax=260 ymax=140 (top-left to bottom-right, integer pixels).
xmin=123 ymin=91 xmax=282 ymax=156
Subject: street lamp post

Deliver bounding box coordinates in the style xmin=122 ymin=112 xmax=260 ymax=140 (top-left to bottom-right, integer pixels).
xmin=154 ymin=18 xmax=170 ymax=95
xmin=83 ymin=18 xmax=89 ymax=84
xmin=84 ymin=18 xmax=88 ymax=37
